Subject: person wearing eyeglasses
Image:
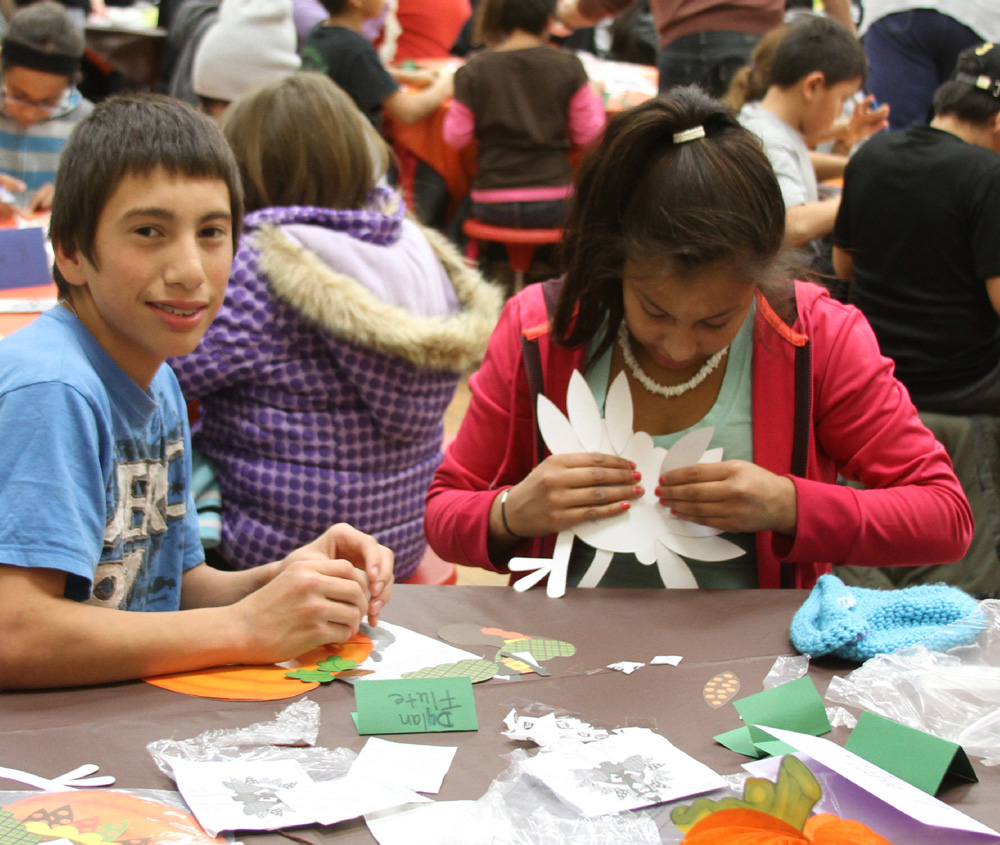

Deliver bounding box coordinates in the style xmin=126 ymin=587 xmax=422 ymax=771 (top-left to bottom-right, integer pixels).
xmin=0 ymin=1 xmax=92 ymax=220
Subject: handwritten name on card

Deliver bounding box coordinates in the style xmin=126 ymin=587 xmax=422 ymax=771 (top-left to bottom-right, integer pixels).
xmin=352 ymin=678 xmax=478 ymax=735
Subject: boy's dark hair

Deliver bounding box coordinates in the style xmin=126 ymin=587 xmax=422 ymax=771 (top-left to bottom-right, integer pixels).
xmin=475 ymin=0 xmax=556 ymax=44
xmin=933 ymin=43 xmax=1000 ymax=125
xmin=768 ymin=15 xmax=866 ymax=89
xmin=317 ymin=0 xmax=348 ymax=15
xmin=2 ymin=0 xmax=85 ymax=79
xmin=49 ymin=93 xmax=244 ymax=297
xmin=554 ymin=86 xmax=789 ymax=364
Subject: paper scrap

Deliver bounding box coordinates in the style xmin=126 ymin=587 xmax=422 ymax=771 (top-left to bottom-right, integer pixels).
xmin=607 ymin=661 xmax=645 ymax=674
xmin=279 ymin=771 xmax=429 ymax=825
xmin=351 ymin=737 xmax=457 ymax=794
xmin=365 ymin=800 xmax=480 ymax=845
xmin=351 ymin=621 xmax=482 ymax=682
xmin=651 ymin=655 xmax=683 ymax=666
xmin=520 ymin=727 xmax=727 ymax=817
xmin=502 ymin=709 xmax=610 ymax=747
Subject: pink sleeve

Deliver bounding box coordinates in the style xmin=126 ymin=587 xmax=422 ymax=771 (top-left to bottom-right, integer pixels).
xmin=425 ymin=295 xmax=537 ymax=570
xmin=782 ymin=299 xmax=973 ymax=567
xmin=442 ymin=99 xmax=476 ymax=150
xmin=567 ymin=82 xmax=606 ymax=147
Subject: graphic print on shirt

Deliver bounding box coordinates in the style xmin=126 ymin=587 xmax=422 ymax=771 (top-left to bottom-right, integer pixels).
xmin=89 ymin=433 xmax=187 ymax=609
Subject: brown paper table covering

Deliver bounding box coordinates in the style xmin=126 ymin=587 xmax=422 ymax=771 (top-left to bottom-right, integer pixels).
xmin=2 ymin=585 xmax=998 ymax=843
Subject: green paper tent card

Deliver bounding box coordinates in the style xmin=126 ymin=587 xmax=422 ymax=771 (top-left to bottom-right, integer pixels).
xmin=844 ymin=710 xmax=977 ymax=795
xmin=352 ymin=677 xmax=478 ymax=735
xmin=715 ymin=677 xmax=831 ymax=758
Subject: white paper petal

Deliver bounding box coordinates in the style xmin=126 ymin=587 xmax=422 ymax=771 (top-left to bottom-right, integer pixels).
xmin=654 ymin=542 xmax=699 ymax=588
xmin=666 ymin=516 xmax=723 ymax=537
xmin=577 ymin=546 xmax=613 ymax=588
xmin=545 ymin=531 xmax=573 ymax=598
xmin=604 ymin=371 xmax=633 ymax=454
xmin=660 ymin=426 xmax=715 ymax=475
xmin=566 ymin=370 xmax=604 ymax=453
xmin=537 ymin=394 xmax=584 ymax=455
xmin=509 ymin=557 xmax=552 ymax=592
xmin=700 ymin=447 xmax=724 ymax=464
xmin=660 ymin=532 xmax=746 ymax=561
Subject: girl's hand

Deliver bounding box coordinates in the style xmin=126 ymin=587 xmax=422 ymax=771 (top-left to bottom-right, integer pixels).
xmin=657 ymin=460 xmax=798 ymax=536
xmin=493 ymin=452 xmax=643 ymax=541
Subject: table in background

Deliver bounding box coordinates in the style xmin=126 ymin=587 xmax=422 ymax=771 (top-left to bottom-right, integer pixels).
xmin=2 ymin=585 xmax=997 ymax=843
xmin=385 ymin=55 xmax=657 ymax=208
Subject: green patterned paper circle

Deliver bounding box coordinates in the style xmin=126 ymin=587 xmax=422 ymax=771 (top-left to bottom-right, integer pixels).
xmin=402 ymin=658 xmax=499 ymax=683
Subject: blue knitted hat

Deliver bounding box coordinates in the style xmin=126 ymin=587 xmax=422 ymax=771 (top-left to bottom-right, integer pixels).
xmin=790 ymin=575 xmax=986 ymax=662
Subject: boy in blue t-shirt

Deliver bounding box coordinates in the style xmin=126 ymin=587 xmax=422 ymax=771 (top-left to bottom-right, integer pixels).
xmin=0 ymin=94 xmax=394 ymax=690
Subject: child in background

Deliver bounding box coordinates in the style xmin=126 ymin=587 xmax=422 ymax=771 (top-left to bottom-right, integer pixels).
xmin=300 ymin=0 xmax=453 ymax=131
xmin=189 ymin=0 xmax=301 ymax=117
xmin=425 ymin=87 xmax=971 ymax=590
xmin=0 ymin=94 xmax=393 ymax=689
xmin=170 ymin=73 xmax=499 ymax=580
xmin=737 ymin=16 xmax=866 ymax=254
xmin=0 ymin=1 xmax=92 ymax=218
xmin=443 ymin=0 xmax=604 ymax=229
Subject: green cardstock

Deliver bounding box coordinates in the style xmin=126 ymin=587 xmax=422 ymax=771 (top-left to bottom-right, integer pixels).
xmin=845 ymin=710 xmax=978 ymax=795
xmin=352 ymin=677 xmax=478 ymax=735
xmin=717 ymin=677 xmax=831 ymax=758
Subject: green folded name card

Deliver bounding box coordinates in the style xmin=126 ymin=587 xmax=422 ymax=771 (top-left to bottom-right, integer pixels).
xmin=845 ymin=710 xmax=977 ymax=795
xmin=352 ymin=677 xmax=478 ymax=735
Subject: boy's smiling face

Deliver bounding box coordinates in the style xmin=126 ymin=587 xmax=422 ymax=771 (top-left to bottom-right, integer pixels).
xmin=55 ymin=167 xmax=233 ymax=389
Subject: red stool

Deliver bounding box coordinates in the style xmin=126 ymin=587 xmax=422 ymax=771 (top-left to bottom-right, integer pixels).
xmin=402 ymin=546 xmax=458 ymax=585
xmin=462 ymin=218 xmax=562 ymax=290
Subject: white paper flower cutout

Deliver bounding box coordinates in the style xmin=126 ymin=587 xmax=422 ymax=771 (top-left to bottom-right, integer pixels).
xmin=509 ymin=371 xmax=745 ymax=597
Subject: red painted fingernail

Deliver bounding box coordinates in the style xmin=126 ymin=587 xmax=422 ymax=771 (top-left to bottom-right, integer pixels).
xmin=629 ymin=461 xmax=637 ymax=470
xmin=620 ymin=501 xmax=631 ymax=511
xmin=634 ymin=485 xmax=644 ymax=496
xmin=633 ymin=471 xmax=642 ymax=481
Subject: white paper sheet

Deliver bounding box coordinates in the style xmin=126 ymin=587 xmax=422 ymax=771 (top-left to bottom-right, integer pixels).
xmin=651 ymin=655 xmax=683 ymax=666
xmin=279 ymin=772 xmax=429 ymax=825
xmin=520 ymin=728 xmax=726 ymax=817
xmin=351 ymin=620 xmax=482 ymax=681
xmin=168 ymin=758 xmax=315 ymax=837
xmin=365 ymin=800 xmax=482 ymax=845
xmin=351 ymin=737 xmax=457 ymax=794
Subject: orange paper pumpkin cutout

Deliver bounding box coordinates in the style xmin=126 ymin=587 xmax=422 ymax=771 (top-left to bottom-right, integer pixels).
xmin=3 ymin=789 xmax=224 ymax=844
xmin=144 ymin=632 xmax=374 ymax=700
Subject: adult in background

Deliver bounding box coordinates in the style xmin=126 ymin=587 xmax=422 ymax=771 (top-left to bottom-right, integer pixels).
xmin=861 ymin=0 xmax=999 ymax=131
xmin=554 ymin=0 xmax=783 ymax=97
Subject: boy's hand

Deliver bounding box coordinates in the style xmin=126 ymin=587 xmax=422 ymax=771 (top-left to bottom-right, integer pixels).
xmin=26 ymin=183 xmax=55 ymax=215
xmin=278 ymin=523 xmax=394 ymax=626
xmin=843 ymin=95 xmax=890 ymax=147
xmin=0 ymin=174 xmax=26 ymax=219
xmin=231 ymin=556 xmax=374 ymax=664
xmin=657 ymin=460 xmax=798 ymax=536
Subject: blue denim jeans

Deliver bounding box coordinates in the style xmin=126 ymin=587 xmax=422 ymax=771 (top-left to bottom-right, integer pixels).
xmin=472 ymin=198 xmax=568 ymax=229
xmin=657 ymin=30 xmax=761 ymax=97
xmin=863 ymin=9 xmax=983 ymax=131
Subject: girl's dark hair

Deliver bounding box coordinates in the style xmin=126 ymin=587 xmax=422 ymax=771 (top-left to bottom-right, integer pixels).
xmin=474 ymin=0 xmax=556 ymax=45
xmin=769 ymin=15 xmax=866 ymax=89
xmin=554 ymin=86 xmax=788 ymax=362
xmin=933 ymin=48 xmax=1000 ymax=125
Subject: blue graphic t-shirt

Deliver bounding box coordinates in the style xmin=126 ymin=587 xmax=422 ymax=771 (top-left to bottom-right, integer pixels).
xmin=0 ymin=307 xmax=204 ymax=610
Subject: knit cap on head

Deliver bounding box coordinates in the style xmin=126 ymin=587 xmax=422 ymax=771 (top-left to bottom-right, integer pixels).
xmin=192 ymin=0 xmax=301 ymax=103
xmin=790 ymin=574 xmax=985 ymax=662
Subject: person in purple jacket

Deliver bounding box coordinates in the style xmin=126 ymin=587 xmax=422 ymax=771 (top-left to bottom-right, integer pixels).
xmin=170 ymin=72 xmax=500 ymax=580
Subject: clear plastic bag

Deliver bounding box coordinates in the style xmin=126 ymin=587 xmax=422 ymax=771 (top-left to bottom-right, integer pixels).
xmin=147 ymin=699 xmax=355 ymax=782
xmin=825 ymin=599 xmax=1000 ymax=765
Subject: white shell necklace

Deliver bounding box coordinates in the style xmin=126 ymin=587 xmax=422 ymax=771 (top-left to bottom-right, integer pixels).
xmin=617 ymin=321 xmax=729 ymax=399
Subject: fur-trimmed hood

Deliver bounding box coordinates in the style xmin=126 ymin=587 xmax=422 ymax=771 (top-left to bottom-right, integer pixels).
xmin=254 ymin=219 xmax=501 ymax=372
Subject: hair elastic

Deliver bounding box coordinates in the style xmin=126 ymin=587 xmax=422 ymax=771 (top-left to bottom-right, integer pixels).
xmin=1 ymin=39 xmax=81 ymax=77
xmin=672 ymin=125 xmax=706 ymax=144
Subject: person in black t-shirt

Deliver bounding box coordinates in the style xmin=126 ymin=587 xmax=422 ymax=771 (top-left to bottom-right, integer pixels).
xmin=833 ymin=42 xmax=1000 ymax=415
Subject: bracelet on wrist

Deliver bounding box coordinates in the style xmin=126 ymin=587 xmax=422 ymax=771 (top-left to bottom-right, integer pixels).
xmin=499 ymin=488 xmax=525 ymax=540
